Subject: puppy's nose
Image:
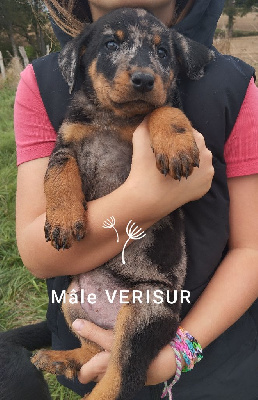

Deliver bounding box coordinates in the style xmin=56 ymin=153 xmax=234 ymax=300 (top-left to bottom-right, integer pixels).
xmin=131 ymin=72 xmax=154 ymax=92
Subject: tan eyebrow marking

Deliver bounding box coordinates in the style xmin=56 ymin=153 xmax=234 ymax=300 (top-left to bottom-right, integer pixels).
xmin=153 ymin=34 xmax=161 ymax=46
xmin=116 ymin=30 xmax=125 ymax=41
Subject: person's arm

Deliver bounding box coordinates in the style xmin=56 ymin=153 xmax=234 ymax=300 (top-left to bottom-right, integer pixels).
xmin=70 ymin=173 xmax=258 ymax=386
xmin=16 ymin=122 xmax=213 ymax=279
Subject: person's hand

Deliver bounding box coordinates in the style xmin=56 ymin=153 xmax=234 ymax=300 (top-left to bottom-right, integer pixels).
xmin=125 ymin=118 xmax=214 ymax=221
xmin=72 ymin=319 xmax=177 ymax=385
xmin=72 ymin=319 xmax=112 ymax=383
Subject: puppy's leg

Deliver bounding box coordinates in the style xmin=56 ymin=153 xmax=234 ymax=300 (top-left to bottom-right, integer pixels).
xmin=84 ymin=285 xmax=178 ymax=400
xmin=31 ymin=340 xmax=102 ymax=380
xmin=44 ymin=147 xmax=86 ymax=250
xmin=148 ymin=106 xmax=200 ymax=180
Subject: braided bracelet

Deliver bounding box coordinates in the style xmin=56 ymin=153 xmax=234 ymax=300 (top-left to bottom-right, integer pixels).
xmin=173 ymin=326 xmax=203 ymax=372
xmin=161 ymin=347 xmax=182 ymax=400
xmin=161 ymin=326 xmax=203 ymax=399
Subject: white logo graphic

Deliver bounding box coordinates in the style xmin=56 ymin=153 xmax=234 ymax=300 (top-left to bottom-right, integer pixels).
xmin=102 ymin=216 xmax=119 ymax=243
xmin=122 ymin=220 xmax=146 ymax=265
xmin=102 ymin=217 xmax=146 ymax=264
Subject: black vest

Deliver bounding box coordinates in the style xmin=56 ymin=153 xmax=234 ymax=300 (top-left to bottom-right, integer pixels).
xmin=32 ymin=50 xmax=255 ymax=335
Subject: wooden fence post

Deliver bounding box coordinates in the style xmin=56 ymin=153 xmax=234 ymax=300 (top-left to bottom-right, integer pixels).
xmin=18 ymin=46 xmax=29 ymax=67
xmin=0 ymin=51 xmax=6 ymax=80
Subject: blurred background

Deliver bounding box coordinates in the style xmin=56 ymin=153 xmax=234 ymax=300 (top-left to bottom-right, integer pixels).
xmin=0 ymin=0 xmax=257 ymax=87
xmin=0 ymin=1 xmax=257 ymax=399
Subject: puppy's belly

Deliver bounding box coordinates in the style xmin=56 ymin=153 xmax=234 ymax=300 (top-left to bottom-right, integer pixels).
xmin=68 ymin=269 xmax=127 ymax=329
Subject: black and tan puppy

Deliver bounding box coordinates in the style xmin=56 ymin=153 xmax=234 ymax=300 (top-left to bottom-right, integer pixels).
xmin=32 ymin=8 xmax=214 ymax=400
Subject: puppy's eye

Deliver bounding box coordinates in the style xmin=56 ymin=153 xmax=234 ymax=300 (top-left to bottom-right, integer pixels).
xmin=157 ymin=47 xmax=167 ymax=59
xmin=106 ymin=41 xmax=119 ymax=51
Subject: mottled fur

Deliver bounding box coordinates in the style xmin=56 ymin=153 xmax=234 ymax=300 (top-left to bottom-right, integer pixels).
xmin=32 ymin=8 xmax=214 ymax=400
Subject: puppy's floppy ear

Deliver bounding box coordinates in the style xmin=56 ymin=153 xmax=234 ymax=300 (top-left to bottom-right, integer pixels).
xmin=58 ymin=24 xmax=92 ymax=94
xmin=171 ymin=30 xmax=215 ymax=80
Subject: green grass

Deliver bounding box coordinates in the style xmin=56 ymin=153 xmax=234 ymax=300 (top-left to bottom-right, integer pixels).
xmin=0 ymin=85 xmax=79 ymax=399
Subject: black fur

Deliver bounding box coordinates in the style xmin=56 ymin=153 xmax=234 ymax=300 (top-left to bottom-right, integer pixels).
xmin=0 ymin=322 xmax=51 ymax=400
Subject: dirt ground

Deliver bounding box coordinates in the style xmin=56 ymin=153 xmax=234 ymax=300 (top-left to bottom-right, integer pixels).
xmin=218 ymin=12 xmax=258 ymax=32
xmin=215 ymin=12 xmax=258 ymax=72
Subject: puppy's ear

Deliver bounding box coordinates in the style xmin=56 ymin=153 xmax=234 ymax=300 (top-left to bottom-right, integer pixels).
xmin=171 ymin=30 xmax=215 ymax=80
xmin=58 ymin=24 xmax=92 ymax=94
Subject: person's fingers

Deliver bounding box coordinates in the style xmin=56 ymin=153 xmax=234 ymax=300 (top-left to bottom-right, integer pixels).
xmin=78 ymin=351 xmax=111 ymax=384
xmin=192 ymin=128 xmax=213 ymax=170
xmin=72 ymin=319 xmax=113 ymax=351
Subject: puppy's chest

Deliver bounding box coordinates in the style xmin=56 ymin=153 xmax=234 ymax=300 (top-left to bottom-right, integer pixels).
xmin=75 ymin=130 xmax=133 ymax=201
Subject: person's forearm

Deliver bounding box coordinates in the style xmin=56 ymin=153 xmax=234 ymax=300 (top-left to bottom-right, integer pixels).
xmin=181 ymin=248 xmax=258 ymax=349
xmin=19 ymin=179 xmax=186 ymax=279
xmin=19 ymin=184 xmax=149 ymax=278
xmin=146 ymin=247 xmax=258 ymax=385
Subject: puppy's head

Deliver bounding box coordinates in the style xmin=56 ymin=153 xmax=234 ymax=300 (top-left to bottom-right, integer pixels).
xmin=59 ymin=8 xmax=214 ymax=117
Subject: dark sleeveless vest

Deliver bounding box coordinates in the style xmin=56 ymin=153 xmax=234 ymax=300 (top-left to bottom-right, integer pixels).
xmin=32 ymin=50 xmax=255 ymax=326
xmin=32 ymin=51 xmax=258 ymax=399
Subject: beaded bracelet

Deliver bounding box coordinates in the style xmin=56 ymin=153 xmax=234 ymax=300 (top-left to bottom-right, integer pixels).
xmin=161 ymin=326 xmax=203 ymax=399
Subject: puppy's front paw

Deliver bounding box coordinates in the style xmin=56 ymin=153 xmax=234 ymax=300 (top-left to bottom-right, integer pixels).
xmin=154 ymin=133 xmax=199 ymax=180
xmin=44 ymin=203 xmax=87 ymax=250
xmin=149 ymin=106 xmax=199 ymax=180
xmin=32 ymin=350 xmax=79 ymax=379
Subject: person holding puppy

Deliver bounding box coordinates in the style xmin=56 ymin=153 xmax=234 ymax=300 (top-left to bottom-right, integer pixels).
xmin=14 ymin=0 xmax=258 ymax=399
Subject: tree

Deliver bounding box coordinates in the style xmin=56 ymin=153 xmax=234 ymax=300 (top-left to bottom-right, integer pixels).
xmin=223 ymin=0 xmax=258 ymax=37
xmin=0 ymin=0 xmax=23 ymax=57
xmin=0 ymin=0 xmax=58 ymax=63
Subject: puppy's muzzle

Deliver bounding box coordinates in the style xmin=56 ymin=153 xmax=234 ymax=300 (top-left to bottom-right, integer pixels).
xmin=131 ymin=72 xmax=155 ymax=93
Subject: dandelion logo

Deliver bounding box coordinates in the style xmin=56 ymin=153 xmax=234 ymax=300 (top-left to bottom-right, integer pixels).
xmin=102 ymin=217 xmax=146 ymax=264
xmin=122 ymin=220 xmax=146 ymax=265
xmin=102 ymin=216 xmax=119 ymax=242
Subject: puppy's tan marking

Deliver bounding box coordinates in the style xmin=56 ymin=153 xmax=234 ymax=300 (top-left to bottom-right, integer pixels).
xmin=84 ymin=300 xmax=133 ymax=400
xmin=88 ymin=59 xmax=113 ymax=108
xmin=61 ymin=122 xmax=95 ymax=143
xmin=116 ymin=30 xmax=125 ymax=41
xmin=111 ymin=67 xmax=168 ymax=110
xmin=153 ymin=34 xmax=161 ymax=45
xmin=118 ymin=123 xmax=139 ymax=142
xmin=44 ymin=156 xmax=86 ymax=248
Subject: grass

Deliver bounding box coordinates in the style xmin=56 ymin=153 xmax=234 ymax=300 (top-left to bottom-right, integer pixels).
xmin=0 ymin=84 xmax=79 ymax=399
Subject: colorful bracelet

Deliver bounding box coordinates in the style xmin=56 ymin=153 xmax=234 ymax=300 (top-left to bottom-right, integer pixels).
xmin=161 ymin=346 xmax=182 ymax=400
xmin=172 ymin=326 xmax=203 ymax=372
xmin=161 ymin=326 xmax=203 ymax=399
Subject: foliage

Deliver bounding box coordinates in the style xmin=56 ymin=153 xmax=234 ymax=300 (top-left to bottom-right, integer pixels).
xmin=223 ymin=0 xmax=258 ymax=37
xmin=0 ymin=0 xmax=59 ymax=63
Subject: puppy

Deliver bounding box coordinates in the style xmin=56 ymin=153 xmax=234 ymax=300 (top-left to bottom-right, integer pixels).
xmin=0 ymin=322 xmax=51 ymax=400
xmin=32 ymin=8 xmax=214 ymax=400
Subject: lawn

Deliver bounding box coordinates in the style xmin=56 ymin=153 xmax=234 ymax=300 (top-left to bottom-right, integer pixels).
xmin=0 ymin=85 xmax=79 ymax=399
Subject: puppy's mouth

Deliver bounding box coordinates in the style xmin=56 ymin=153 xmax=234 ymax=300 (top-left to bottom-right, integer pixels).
xmin=112 ymin=99 xmax=153 ymax=107
xmin=110 ymin=98 xmax=155 ymax=116
xmin=107 ymin=84 xmax=167 ymax=113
